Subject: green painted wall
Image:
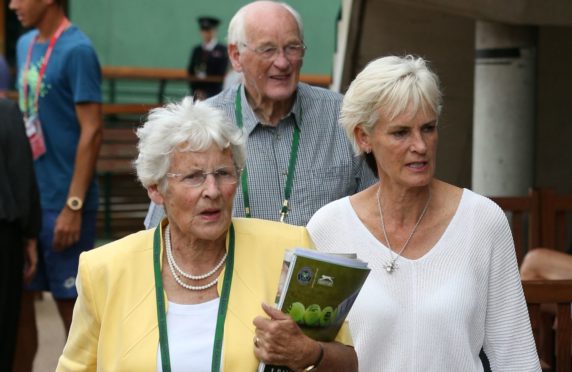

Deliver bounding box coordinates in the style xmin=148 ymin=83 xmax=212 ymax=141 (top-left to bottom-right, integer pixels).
xmin=70 ymin=1 xmax=340 ymax=75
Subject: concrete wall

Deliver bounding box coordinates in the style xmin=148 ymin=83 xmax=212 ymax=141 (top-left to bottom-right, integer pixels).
xmin=355 ymin=1 xmax=475 ymax=188
xmin=353 ymin=1 xmax=572 ymax=194
xmin=376 ymin=0 xmax=572 ymax=26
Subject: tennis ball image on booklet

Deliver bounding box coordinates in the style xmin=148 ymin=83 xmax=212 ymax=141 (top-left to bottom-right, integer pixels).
xmin=320 ymin=306 xmax=334 ymax=327
xmin=287 ymin=302 xmax=338 ymax=328
xmin=303 ymin=304 xmax=322 ymax=327
xmin=287 ymin=302 xmax=306 ymax=325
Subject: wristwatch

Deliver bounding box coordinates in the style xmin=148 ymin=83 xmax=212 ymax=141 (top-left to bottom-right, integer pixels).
xmin=303 ymin=342 xmax=324 ymax=372
xmin=66 ymin=196 xmax=83 ymax=211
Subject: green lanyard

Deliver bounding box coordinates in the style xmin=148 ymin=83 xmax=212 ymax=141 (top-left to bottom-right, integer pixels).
xmin=234 ymin=85 xmax=301 ymax=222
xmin=153 ymin=223 xmax=235 ymax=372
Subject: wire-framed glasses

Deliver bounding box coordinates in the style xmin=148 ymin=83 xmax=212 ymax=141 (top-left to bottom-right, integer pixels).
xmin=240 ymin=42 xmax=306 ymax=61
xmin=166 ymin=166 xmax=241 ymax=188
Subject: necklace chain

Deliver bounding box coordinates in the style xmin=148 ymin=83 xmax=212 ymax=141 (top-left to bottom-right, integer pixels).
xmin=165 ymin=226 xmax=226 ymax=291
xmin=376 ymin=185 xmax=431 ymax=274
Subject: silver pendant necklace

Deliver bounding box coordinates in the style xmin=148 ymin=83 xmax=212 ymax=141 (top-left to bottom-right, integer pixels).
xmin=164 ymin=225 xmax=227 ymax=291
xmin=376 ymin=185 xmax=431 ymax=274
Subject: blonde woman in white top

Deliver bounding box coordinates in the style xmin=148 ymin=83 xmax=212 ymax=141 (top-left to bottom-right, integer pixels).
xmin=307 ymin=55 xmax=540 ymax=372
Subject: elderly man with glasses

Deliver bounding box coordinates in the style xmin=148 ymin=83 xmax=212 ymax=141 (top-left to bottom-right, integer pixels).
xmin=145 ymin=1 xmax=375 ymax=228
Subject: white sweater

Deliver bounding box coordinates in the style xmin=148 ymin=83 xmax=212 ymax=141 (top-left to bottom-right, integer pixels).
xmin=307 ymin=189 xmax=540 ymax=372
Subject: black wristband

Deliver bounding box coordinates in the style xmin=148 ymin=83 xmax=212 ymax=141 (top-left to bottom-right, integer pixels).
xmin=303 ymin=342 xmax=324 ymax=371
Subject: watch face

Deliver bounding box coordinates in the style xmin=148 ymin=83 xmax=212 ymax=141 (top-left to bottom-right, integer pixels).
xmin=67 ymin=197 xmax=83 ymax=211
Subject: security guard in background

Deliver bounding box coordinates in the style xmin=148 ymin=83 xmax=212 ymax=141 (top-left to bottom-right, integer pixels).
xmin=187 ymin=16 xmax=228 ymax=99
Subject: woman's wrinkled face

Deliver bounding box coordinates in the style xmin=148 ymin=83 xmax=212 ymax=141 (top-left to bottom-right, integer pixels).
xmin=357 ymin=108 xmax=438 ymax=189
xmin=150 ymin=144 xmax=238 ymax=242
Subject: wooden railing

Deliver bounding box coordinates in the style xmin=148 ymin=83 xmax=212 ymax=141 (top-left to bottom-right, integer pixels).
xmin=102 ymin=103 xmax=157 ymax=116
xmin=97 ymin=171 xmax=148 ymax=241
xmin=102 ymin=65 xmax=331 ymax=87
xmin=96 ymin=127 xmax=145 ymax=240
xmin=97 ymin=127 xmax=138 ymax=173
xmin=490 ymin=191 xmax=541 ymax=264
xmin=540 ymin=189 xmax=572 ymax=251
xmin=101 ymin=65 xmax=332 ymax=107
xmin=523 ymin=280 xmax=572 ymax=372
xmin=102 ymin=66 xmax=209 ymax=104
xmin=494 ymin=190 xmax=572 ymax=371
xmin=489 ymin=188 xmax=571 ymax=265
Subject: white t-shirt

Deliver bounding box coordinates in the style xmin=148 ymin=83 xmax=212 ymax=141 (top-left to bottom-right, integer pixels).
xmin=157 ymin=298 xmax=220 ymax=372
xmin=307 ymin=189 xmax=540 ymax=372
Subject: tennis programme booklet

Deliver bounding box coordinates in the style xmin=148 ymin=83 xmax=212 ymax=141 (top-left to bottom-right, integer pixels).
xmin=258 ymin=248 xmax=370 ymax=372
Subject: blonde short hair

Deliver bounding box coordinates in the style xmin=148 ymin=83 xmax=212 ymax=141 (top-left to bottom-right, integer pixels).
xmin=341 ymin=55 xmax=442 ymax=156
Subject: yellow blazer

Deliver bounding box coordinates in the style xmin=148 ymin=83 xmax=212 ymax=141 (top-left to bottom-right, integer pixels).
xmin=57 ymin=218 xmax=351 ymax=371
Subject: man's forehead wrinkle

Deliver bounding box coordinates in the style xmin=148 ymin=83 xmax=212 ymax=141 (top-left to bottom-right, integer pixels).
xmin=243 ymin=5 xmax=300 ymax=44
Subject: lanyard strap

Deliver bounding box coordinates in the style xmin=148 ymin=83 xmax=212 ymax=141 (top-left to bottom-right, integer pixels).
xmin=22 ymin=17 xmax=70 ymax=115
xmin=153 ymin=223 xmax=235 ymax=372
xmin=234 ymin=85 xmax=301 ymax=222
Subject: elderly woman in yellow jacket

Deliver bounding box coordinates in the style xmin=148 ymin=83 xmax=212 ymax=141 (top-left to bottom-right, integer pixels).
xmin=56 ymin=98 xmax=357 ymax=372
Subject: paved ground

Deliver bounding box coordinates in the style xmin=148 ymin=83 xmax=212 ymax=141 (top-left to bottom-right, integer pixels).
xmin=28 ymin=240 xmax=110 ymax=371
xmin=32 ymin=293 xmax=66 ymax=371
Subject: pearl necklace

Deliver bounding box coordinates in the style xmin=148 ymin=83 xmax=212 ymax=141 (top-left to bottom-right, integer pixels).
xmin=164 ymin=226 xmax=227 ymax=291
xmin=376 ymin=185 xmax=431 ymax=274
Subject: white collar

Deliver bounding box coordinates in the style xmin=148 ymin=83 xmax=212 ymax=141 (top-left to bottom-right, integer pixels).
xmin=202 ymin=39 xmax=218 ymax=51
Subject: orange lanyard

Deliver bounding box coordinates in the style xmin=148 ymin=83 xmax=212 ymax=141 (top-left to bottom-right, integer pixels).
xmin=22 ymin=17 xmax=70 ymax=115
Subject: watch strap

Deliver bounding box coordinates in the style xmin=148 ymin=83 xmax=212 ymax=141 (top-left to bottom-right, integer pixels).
xmin=303 ymin=342 xmax=324 ymax=371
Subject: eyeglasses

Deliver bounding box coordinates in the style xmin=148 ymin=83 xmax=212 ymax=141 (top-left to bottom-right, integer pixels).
xmin=166 ymin=166 xmax=241 ymax=188
xmin=240 ymin=42 xmax=306 ymax=61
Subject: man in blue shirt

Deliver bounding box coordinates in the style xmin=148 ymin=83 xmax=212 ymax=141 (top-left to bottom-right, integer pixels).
xmin=10 ymin=0 xmax=102 ymax=369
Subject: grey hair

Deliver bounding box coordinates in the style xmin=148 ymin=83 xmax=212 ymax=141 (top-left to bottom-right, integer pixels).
xmin=341 ymin=55 xmax=442 ymax=155
xmin=228 ymin=1 xmax=304 ymax=48
xmin=134 ymin=97 xmax=247 ymax=191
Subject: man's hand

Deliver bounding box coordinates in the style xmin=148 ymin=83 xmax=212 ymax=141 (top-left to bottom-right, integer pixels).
xmin=53 ymin=208 xmax=82 ymax=251
xmin=253 ymin=302 xmax=322 ymax=371
xmin=52 ymin=101 xmax=101 ymax=251
xmin=23 ymin=238 xmax=38 ymax=284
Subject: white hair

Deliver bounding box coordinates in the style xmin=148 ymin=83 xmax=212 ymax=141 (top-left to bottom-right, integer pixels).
xmin=227 ymin=1 xmax=304 ymax=48
xmin=134 ymin=97 xmax=246 ymax=191
xmin=341 ymin=55 xmax=443 ymax=155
